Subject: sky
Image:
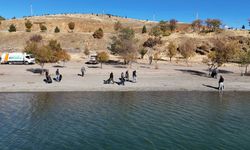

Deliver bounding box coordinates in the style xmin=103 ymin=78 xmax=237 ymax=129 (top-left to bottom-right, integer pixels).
xmin=0 ymin=0 xmax=249 ymax=28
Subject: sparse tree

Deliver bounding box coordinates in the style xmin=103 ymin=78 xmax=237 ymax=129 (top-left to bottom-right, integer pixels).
xmin=153 ymin=52 xmax=161 ymax=69
xmin=149 ymin=26 xmax=162 ymax=37
xmin=25 ymin=20 xmax=33 ymax=32
xmin=205 ymin=19 xmax=222 ymax=32
xmin=142 ymin=25 xmax=147 ymax=34
xmin=93 ymin=28 xmax=104 ymax=39
xmin=56 ymin=49 xmax=71 ymax=67
xmin=108 ymin=27 xmax=138 ymax=64
xmin=54 ymin=26 xmax=60 ymax=33
xmin=208 ymin=40 xmax=240 ymax=68
xmin=97 ymin=51 xmax=109 ymax=68
xmin=167 ymin=42 xmax=177 ymax=62
xmin=169 ymin=19 xmax=178 ymax=32
xmin=192 ymin=19 xmax=203 ymax=32
xmin=238 ymin=50 xmax=250 ymax=75
xmin=114 ymin=21 xmax=123 ymax=31
xmin=68 ymin=22 xmax=75 ymax=32
xmin=25 ymin=38 xmax=71 ymax=69
xmin=179 ymin=39 xmax=196 ymax=64
xmin=8 ymin=24 xmax=16 ymax=32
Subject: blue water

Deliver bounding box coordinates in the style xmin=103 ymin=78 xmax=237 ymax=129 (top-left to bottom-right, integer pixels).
xmin=0 ymin=92 xmax=250 ymax=150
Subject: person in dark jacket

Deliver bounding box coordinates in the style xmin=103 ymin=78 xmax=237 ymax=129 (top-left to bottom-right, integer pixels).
xmin=132 ymin=70 xmax=137 ymax=83
xmin=81 ymin=66 xmax=86 ymax=77
xmin=44 ymin=71 xmax=52 ymax=83
xmin=109 ymin=72 xmax=114 ymax=84
xmin=218 ymin=75 xmax=224 ymax=91
xmin=125 ymin=70 xmax=129 ymax=81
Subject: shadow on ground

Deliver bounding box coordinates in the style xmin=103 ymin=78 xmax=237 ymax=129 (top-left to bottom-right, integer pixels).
xmin=175 ymin=69 xmax=208 ymax=77
xmin=27 ymin=68 xmax=48 ymax=74
xmin=202 ymin=84 xmax=219 ymax=90
xmin=87 ymin=66 xmax=100 ymax=68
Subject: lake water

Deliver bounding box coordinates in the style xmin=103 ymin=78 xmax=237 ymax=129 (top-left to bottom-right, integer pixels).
xmin=0 ymin=92 xmax=250 ymax=150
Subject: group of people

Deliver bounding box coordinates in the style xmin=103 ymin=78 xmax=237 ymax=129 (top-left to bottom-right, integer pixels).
xmin=104 ymin=70 xmax=137 ymax=85
xmin=44 ymin=69 xmax=62 ymax=84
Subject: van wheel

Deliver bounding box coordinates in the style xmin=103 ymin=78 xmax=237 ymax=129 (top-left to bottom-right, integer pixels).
xmin=24 ymin=61 xmax=29 ymax=65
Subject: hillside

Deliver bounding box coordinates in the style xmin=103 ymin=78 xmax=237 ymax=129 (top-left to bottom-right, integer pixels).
xmin=0 ymin=14 xmax=249 ymax=61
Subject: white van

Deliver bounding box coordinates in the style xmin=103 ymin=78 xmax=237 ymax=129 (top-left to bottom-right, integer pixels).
xmin=0 ymin=52 xmax=35 ymax=64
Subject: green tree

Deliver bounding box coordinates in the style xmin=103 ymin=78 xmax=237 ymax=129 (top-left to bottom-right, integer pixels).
xmin=54 ymin=26 xmax=60 ymax=33
xmin=93 ymin=28 xmax=104 ymax=39
xmin=0 ymin=16 xmax=5 ymax=21
xmin=167 ymin=42 xmax=177 ymax=62
xmin=139 ymin=48 xmax=148 ymax=59
xmin=142 ymin=25 xmax=147 ymax=34
xmin=114 ymin=21 xmax=123 ymax=31
xmin=158 ymin=21 xmax=168 ymax=33
xmin=25 ymin=20 xmax=33 ymax=32
xmin=97 ymin=51 xmax=109 ymax=68
xmin=8 ymin=24 xmax=16 ymax=32
xmin=40 ymin=24 xmax=47 ymax=32
xmin=169 ymin=19 xmax=178 ymax=32
xmin=205 ymin=19 xmax=222 ymax=32
xmin=68 ymin=22 xmax=75 ymax=32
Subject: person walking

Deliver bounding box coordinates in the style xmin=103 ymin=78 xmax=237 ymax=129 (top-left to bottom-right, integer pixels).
xmin=81 ymin=66 xmax=86 ymax=77
xmin=132 ymin=70 xmax=137 ymax=83
xmin=218 ymin=75 xmax=224 ymax=91
xmin=120 ymin=72 xmax=125 ymax=85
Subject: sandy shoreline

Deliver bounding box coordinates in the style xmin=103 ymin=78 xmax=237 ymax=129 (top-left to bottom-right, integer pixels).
xmin=0 ymin=60 xmax=249 ymax=92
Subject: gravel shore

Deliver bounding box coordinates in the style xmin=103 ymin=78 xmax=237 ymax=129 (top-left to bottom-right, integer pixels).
xmin=0 ymin=60 xmax=249 ymax=92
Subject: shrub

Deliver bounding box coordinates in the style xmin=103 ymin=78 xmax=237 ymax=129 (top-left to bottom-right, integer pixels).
xmin=30 ymin=34 xmax=42 ymax=42
xmin=114 ymin=21 xmax=122 ymax=31
xmin=8 ymin=24 xmax=16 ymax=32
xmin=143 ymin=37 xmax=162 ymax=48
xmin=54 ymin=26 xmax=60 ymax=33
xmin=162 ymin=31 xmax=171 ymax=37
xmin=142 ymin=25 xmax=147 ymax=34
xmin=167 ymin=42 xmax=177 ymax=62
xmin=149 ymin=26 xmax=162 ymax=37
xmin=25 ymin=20 xmax=33 ymax=32
xmin=84 ymin=48 xmax=90 ymax=56
xmin=93 ymin=28 xmax=104 ymax=39
xmin=169 ymin=19 xmax=178 ymax=32
xmin=68 ymin=22 xmax=75 ymax=32
xmin=40 ymin=24 xmax=47 ymax=32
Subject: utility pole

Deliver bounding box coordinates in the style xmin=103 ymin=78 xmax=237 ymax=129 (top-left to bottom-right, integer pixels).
xmin=196 ymin=12 xmax=199 ymax=20
xmin=30 ymin=4 xmax=33 ymax=16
